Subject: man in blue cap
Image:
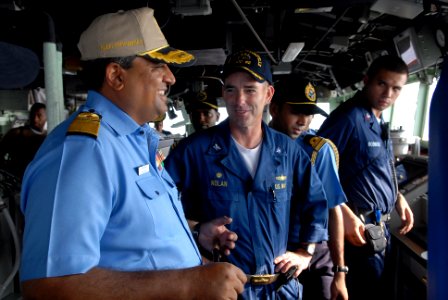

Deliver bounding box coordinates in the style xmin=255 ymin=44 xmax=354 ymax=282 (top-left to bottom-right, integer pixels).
xmin=20 ymin=7 xmax=246 ymax=299
xmin=269 ymin=76 xmax=348 ymax=300
xmin=165 ymin=49 xmax=328 ymax=299
xmin=188 ymin=87 xmax=221 ymax=133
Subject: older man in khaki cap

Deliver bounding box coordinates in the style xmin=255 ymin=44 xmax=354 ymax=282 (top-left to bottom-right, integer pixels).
xmin=20 ymin=7 xmax=246 ymax=300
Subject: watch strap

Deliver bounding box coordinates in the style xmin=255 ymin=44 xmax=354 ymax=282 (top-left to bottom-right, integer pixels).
xmin=332 ymin=265 xmax=349 ymax=273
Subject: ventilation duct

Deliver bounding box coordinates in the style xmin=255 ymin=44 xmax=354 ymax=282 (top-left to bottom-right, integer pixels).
xmin=172 ymin=0 xmax=212 ymax=16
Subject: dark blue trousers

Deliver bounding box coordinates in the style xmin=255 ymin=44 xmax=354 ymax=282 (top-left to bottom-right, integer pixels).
xmin=345 ymin=225 xmax=394 ymax=300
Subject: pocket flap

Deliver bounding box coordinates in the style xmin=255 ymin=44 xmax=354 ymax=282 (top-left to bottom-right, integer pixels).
xmin=365 ymin=224 xmax=383 ymax=240
xmin=136 ymin=176 xmax=163 ymax=200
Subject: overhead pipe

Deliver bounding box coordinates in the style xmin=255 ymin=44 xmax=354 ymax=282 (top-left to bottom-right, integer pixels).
xmin=295 ymin=7 xmax=350 ymax=90
xmin=229 ymin=0 xmax=278 ymax=65
xmin=42 ymin=11 xmax=65 ymax=132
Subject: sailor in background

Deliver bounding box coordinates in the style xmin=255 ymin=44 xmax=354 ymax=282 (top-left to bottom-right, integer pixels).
xmin=187 ymin=86 xmax=221 ymax=133
xmin=0 ymin=102 xmax=47 ymax=180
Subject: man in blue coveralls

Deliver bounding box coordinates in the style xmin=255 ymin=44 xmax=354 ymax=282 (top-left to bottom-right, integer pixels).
xmin=19 ymin=7 xmax=246 ymax=299
xmin=269 ymin=76 xmax=348 ymax=300
xmin=165 ymin=49 xmax=328 ymax=299
xmin=318 ymin=55 xmax=414 ymax=300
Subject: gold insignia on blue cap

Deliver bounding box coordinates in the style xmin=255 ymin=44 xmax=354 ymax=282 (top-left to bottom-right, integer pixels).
xmin=225 ymin=49 xmax=271 ymax=83
xmin=67 ymin=112 xmax=101 ymax=138
xmin=198 ymin=91 xmax=208 ymax=102
xmin=305 ymin=82 xmax=316 ymax=102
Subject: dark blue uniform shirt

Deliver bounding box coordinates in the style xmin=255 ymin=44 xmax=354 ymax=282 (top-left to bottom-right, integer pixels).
xmin=166 ymin=119 xmax=328 ymax=299
xmin=318 ymin=92 xmax=397 ymax=215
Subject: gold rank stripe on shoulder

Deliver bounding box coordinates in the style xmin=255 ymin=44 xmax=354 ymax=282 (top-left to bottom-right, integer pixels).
xmin=304 ymin=135 xmax=327 ymax=165
xmin=67 ymin=112 xmax=101 ymax=138
xmin=306 ymin=135 xmax=326 ymax=152
xmin=325 ymin=138 xmax=340 ymax=169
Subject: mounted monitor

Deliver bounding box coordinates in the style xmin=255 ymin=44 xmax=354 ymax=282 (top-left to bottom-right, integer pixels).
xmin=393 ymin=26 xmax=442 ymax=74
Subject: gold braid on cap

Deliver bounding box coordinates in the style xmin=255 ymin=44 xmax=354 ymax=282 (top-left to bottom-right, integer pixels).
xmin=148 ymin=49 xmax=195 ymax=64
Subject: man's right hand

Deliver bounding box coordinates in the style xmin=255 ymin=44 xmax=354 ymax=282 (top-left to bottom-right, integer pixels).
xmin=198 ymin=216 xmax=238 ymax=256
xmin=341 ymin=204 xmax=366 ymax=246
xmin=190 ymin=263 xmax=247 ymax=299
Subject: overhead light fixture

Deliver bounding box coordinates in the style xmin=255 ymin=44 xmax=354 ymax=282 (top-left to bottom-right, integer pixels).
xmin=295 ymin=7 xmax=333 ymax=13
xmin=281 ymin=42 xmax=305 ymax=62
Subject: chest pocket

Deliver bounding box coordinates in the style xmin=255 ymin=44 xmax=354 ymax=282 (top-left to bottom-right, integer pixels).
xmin=206 ymin=185 xmax=242 ymax=220
xmin=136 ymin=175 xmax=184 ymax=238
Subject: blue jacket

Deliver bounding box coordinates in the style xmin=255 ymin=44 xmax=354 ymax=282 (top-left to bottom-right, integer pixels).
xmin=318 ymin=92 xmax=397 ymax=214
xmin=165 ymin=119 xmax=328 ymax=299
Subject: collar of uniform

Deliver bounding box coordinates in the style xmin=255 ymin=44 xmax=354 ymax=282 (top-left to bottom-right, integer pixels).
xmin=206 ymin=119 xmax=231 ymax=155
xmin=85 ymin=90 xmax=142 ymax=136
xmin=206 ymin=119 xmax=287 ymax=159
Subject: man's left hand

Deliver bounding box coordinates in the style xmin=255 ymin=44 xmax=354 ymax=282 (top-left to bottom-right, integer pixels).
xmin=274 ymin=250 xmax=311 ymax=278
xmin=199 ymin=216 xmax=237 ymax=256
xmin=331 ymin=273 xmax=348 ymax=300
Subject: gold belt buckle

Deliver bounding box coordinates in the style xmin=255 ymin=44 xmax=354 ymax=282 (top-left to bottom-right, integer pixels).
xmin=246 ymin=274 xmax=279 ymax=285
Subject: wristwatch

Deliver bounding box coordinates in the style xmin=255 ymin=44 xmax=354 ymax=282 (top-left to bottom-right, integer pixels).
xmin=192 ymin=222 xmax=201 ymax=243
xmin=300 ymin=243 xmax=316 ymax=256
xmin=332 ymin=265 xmax=349 ymax=273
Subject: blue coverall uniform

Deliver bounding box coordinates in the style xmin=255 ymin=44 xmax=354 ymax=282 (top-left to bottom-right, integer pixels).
xmin=20 ymin=91 xmax=201 ymax=281
xmin=318 ymin=92 xmax=398 ymax=300
xmin=165 ymin=119 xmax=328 ymax=299
xmin=296 ymin=130 xmax=347 ymax=300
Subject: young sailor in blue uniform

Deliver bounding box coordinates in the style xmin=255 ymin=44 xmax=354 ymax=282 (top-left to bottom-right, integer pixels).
xmin=165 ymin=50 xmax=328 ymax=299
xmin=318 ymin=55 xmax=414 ymax=300
xmin=269 ymin=76 xmax=348 ymax=300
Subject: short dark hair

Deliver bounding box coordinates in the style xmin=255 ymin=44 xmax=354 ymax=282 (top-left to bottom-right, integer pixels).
xmin=80 ymin=56 xmax=136 ymax=91
xmin=29 ymin=102 xmax=46 ymax=121
xmin=366 ymin=55 xmax=409 ymax=79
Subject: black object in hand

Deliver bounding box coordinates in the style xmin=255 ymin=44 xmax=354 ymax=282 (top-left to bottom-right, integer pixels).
xmin=275 ymin=265 xmax=298 ymax=292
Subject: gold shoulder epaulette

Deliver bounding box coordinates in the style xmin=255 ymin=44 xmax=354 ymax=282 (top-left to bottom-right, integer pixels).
xmin=304 ymin=134 xmax=327 ymax=165
xmin=304 ymin=135 xmax=326 ymax=152
xmin=324 ymin=138 xmax=340 ymax=169
xmin=67 ymin=111 xmax=101 ymax=138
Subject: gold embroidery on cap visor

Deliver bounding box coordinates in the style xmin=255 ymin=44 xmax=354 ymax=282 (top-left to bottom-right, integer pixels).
xmin=196 ymin=91 xmax=219 ymax=109
xmin=203 ymin=102 xmax=219 ymax=109
xmin=240 ymin=66 xmax=264 ymax=82
xmin=139 ymin=48 xmax=195 ymax=65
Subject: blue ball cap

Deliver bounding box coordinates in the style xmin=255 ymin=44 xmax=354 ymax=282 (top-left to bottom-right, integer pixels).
xmin=223 ymin=50 xmax=272 ymax=84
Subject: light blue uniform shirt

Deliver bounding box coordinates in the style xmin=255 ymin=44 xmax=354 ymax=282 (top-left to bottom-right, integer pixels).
xmin=20 ymin=91 xmax=201 ymax=281
xmin=296 ymin=130 xmax=347 ymax=209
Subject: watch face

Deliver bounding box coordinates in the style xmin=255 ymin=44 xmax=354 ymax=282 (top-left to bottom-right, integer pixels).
xmin=436 ymin=29 xmax=446 ymax=48
xmin=305 ymin=243 xmax=316 ymax=255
